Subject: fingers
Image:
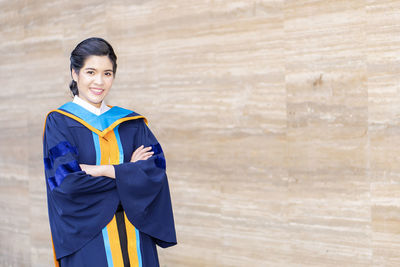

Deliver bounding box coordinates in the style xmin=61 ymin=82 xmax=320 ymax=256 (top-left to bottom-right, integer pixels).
xmin=131 ymin=145 xmax=154 ymax=162
xmin=133 ymin=151 xmax=154 ymax=162
xmin=135 ymin=146 xmax=153 ymax=159
xmin=137 ymin=151 xmax=154 ymax=160
xmin=79 ymin=164 xmax=87 ymax=172
xmin=131 ymin=145 xmax=143 ymax=160
xmin=131 ymin=145 xmax=146 ymax=161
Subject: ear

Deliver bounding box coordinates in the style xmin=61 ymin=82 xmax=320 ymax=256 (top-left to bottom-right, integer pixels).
xmin=71 ymin=69 xmax=78 ymax=82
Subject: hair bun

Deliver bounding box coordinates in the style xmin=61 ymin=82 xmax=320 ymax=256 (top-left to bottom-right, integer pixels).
xmin=69 ymin=80 xmax=79 ymax=96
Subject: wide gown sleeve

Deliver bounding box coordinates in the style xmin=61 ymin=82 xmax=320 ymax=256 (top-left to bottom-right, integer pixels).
xmin=113 ymin=120 xmax=177 ymax=248
xmin=43 ymin=112 xmax=120 ymax=259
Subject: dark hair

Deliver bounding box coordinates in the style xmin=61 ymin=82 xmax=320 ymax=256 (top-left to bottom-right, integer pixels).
xmin=69 ymin=37 xmax=117 ymax=96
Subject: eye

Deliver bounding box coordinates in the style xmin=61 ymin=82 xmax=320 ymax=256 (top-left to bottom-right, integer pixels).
xmin=105 ymin=72 xmax=113 ymax=76
xmin=87 ymin=70 xmax=94 ymax=75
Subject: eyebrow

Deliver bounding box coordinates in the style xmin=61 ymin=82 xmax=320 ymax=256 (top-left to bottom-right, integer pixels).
xmin=84 ymin=67 xmax=114 ymax=72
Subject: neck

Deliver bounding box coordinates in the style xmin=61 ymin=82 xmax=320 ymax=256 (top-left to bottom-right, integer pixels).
xmin=77 ymin=96 xmax=102 ymax=109
xmin=90 ymin=102 xmax=102 ymax=109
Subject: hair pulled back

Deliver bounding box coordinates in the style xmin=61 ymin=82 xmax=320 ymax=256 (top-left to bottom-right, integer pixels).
xmin=69 ymin=37 xmax=117 ymax=96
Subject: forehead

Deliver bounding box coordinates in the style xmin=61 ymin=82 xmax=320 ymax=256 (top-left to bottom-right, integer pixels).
xmin=83 ymin=55 xmax=113 ymax=70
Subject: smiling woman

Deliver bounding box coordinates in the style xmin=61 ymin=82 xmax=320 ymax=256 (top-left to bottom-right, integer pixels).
xmin=42 ymin=37 xmax=177 ymax=267
xmin=71 ymin=55 xmax=114 ymax=108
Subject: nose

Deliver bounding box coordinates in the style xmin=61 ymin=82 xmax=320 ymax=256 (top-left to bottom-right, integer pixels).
xmin=94 ymin=73 xmax=104 ymax=85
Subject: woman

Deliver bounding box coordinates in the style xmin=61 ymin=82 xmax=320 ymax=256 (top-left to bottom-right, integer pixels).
xmin=42 ymin=37 xmax=177 ymax=267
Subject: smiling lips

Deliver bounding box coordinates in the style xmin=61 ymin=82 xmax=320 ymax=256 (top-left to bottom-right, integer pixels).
xmin=90 ymin=87 xmax=104 ymax=95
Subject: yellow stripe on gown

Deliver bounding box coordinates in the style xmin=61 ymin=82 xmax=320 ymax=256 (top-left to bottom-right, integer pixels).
xmin=101 ymin=130 xmax=125 ymax=266
xmin=125 ymin=213 xmax=140 ymax=266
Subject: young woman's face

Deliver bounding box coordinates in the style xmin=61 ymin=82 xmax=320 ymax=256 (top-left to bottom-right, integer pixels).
xmin=72 ymin=55 xmax=114 ymax=108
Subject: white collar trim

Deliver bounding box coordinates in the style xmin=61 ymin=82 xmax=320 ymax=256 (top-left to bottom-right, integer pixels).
xmin=73 ymin=95 xmax=110 ymax=116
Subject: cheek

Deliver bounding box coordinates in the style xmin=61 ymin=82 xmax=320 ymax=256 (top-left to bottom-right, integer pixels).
xmin=105 ymin=78 xmax=114 ymax=88
xmin=81 ymin=76 xmax=94 ymax=85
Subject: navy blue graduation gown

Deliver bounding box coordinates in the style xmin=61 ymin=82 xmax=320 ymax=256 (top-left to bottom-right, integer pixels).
xmin=42 ymin=102 xmax=177 ymax=267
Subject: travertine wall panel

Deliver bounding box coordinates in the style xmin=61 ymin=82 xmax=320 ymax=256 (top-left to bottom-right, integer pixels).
xmin=367 ymin=1 xmax=400 ymax=266
xmin=285 ymin=1 xmax=370 ymax=266
xmin=2 ymin=0 xmax=400 ymax=266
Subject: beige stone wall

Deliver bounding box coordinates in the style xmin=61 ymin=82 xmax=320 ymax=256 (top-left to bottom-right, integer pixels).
xmin=1 ymin=0 xmax=400 ymax=266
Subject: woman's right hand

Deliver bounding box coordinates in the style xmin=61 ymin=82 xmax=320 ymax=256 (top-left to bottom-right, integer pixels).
xmin=131 ymin=145 xmax=154 ymax=162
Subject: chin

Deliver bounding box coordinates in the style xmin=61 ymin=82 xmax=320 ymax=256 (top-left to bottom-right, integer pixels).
xmin=86 ymin=98 xmax=103 ymax=107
